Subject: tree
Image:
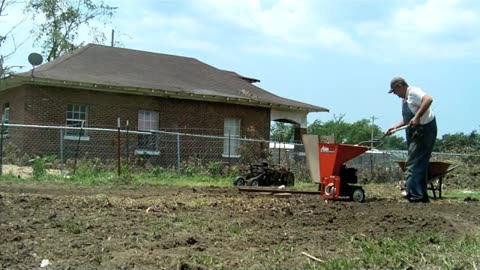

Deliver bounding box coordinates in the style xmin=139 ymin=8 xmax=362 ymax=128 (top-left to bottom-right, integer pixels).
xmin=270 ymin=122 xmax=295 ymax=142
xmin=308 ymin=114 xmax=350 ymax=143
xmin=306 ymin=115 xmax=406 ymax=149
xmin=435 ymin=130 xmax=480 ymax=153
xmin=382 ymin=135 xmax=406 ymax=150
xmin=1 ymin=0 xmax=27 ymax=77
xmin=25 ymin=0 xmax=117 ymax=62
xmin=308 ymin=115 xmax=379 ymax=145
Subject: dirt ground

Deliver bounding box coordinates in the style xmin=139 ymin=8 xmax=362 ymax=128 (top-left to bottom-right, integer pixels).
xmin=1 ymin=183 xmax=479 ymax=270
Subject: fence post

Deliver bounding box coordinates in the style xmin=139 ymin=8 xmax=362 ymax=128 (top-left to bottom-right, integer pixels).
xmin=117 ymin=117 xmax=121 ymax=176
xmin=370 ymin=154 xmax=374 ymax=179
xmin=278 ymin=134 xmax=282 ymax=165
xmin=125 ymin=120 xmax=129 ymax=170
xmin=184 ymin=127 xmax=189 ymax=165
xmin=0 ymin=118 xmax=4 ymax=176
xmin=228 ymin=129 xmax=231 ymax=166
xmin=60 ymin=128 xmax=64 ymax=175
xmin=177 ymin=132 xmax=181 ymax=172
xmin=73 ymin=121 xmax=84 ymax=175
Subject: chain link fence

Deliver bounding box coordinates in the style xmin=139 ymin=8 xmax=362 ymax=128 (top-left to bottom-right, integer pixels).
xmin=0 ymin=123 xmax=479 ymax=188
xmin=0 ymin=123 xmax=290 ymax=178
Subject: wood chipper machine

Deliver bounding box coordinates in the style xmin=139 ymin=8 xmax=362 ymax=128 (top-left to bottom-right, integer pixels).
xmin=303 ymin=135 xmax=369 ymax=202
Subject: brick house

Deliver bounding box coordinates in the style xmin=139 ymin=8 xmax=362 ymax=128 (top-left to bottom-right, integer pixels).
xmin=0 ymin=44 xmax=328 ymax=165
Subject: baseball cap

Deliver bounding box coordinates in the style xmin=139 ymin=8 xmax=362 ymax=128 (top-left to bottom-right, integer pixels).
xmin=388 ymin=77 xmax=406 ymax=93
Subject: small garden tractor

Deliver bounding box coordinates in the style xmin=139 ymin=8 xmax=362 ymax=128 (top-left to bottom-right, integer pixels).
xmin=233 ymin=162 xmax=295 ymax=187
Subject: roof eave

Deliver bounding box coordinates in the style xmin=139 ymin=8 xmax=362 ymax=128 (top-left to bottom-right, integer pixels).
xmin=0 ymin=75 xmax=25 ymax=91
xmin=5 ymin=75 xmax=329 ymax=113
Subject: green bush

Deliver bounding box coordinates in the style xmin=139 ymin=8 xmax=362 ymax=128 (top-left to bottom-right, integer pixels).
xmin=32 ymin=156 xmax=47 ymax=179
xmin=70 ymin=158 xmax=109 ymax=177
xmin=182 ymin=156 xmax=207 ymax=176
xmin=207 ymin=161 xmax=223 ymax=177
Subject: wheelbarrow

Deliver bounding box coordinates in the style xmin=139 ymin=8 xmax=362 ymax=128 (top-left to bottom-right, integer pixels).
xmin=396 ymin=161 xmax=458 ymax=199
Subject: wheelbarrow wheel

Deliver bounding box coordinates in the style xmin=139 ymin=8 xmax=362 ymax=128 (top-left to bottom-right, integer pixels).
xmin=234 ymin=176 xmax=246 ymax=186
xmin=351 ymin=188 xmax=365 ymax=203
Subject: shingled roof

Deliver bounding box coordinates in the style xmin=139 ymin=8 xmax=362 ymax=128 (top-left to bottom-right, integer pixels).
xmin=10 ymin=44 xmax=328 ymax=112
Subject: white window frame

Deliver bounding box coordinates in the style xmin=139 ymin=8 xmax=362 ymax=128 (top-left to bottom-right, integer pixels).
xmin=65 ymin=104 xmax=89 ymax=141
xmin=223 ymin=118 xmax=241 ymax=158
xmin=136 ymin=110 xmax=160 ymax=155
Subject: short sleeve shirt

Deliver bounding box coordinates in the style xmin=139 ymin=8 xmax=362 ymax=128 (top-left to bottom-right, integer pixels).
xmin=405 ymin=86 xmax=435 ymax=125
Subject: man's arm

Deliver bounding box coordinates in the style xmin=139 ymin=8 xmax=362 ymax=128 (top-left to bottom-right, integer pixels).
xmin=410 ymin=95 xmax=433 ymax=127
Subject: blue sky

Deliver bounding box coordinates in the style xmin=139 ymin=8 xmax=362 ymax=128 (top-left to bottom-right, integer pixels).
xmin=3 ymin=0 xmax=480 ymax=136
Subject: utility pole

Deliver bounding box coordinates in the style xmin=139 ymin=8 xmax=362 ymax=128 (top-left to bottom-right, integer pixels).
xmin=111 ymin=29 xmax=115 ymax=47
xmin=370 ymin=116 xmax=378 ymax=148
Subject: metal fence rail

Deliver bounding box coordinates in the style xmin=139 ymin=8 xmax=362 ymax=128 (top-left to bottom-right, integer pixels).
xmin=0 ymin=123 xmax=478 ymax=183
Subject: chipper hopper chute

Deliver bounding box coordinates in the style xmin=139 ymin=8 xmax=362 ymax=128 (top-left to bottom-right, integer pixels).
xmin=302 ymin=135 xmax=369 ymax=202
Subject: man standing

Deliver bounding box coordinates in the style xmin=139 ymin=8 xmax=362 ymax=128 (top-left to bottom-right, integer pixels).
xmin=387 ymin=77 xmax=437 ymax=203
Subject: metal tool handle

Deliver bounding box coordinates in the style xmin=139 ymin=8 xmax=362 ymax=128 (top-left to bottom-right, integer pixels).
xmin=389 ymin=124 xmax=409 ymax=134
xmin=379 ymin=124 xmax=409 ymax=140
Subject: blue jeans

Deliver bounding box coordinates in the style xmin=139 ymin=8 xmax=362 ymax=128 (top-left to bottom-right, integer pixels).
xmin=405 ymin=119 xmax=437 ymax=202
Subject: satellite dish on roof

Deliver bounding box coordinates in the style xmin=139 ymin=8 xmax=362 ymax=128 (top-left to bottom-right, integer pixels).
xmin=28 ymin=53 xmax=43 ymax=66
xmin=28 ymin=53 xmax=43 ymax=78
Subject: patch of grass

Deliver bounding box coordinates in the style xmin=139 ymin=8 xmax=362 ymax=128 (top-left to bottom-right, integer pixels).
xmin=62 ymin=219 xmax=87 ymax=234
xmin=0 ymin=172 xmax=22 ymax=182
xmin=227 ymin=222 xmax=242 ymax=236
xmin=442 ymin=190 xmax=480 ymax=201
xmin=305 ymin=232 xmax=480 ymax=270
xmin=0 ymin=167 xmax=233 ymax=187
xmin=148 ymin=221 xmax=173 ymax=240
xmin=189 ymin=254 xmax=221 ymax=268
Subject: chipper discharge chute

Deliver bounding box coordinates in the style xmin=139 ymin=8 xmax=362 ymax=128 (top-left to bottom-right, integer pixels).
xmin=302 ymin=135 xmax=369 ymax=202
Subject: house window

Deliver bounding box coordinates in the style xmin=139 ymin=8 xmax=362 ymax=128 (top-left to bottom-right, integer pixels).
xmin=136 ymin=110 xmax=160 ymax=155
xmin=2 ymin=103 xmax=9 ymax=135
xmin=65 ymin=104 xmax=88 ymax=139
xmin=223 ymin=118 xmax=241 ymax=157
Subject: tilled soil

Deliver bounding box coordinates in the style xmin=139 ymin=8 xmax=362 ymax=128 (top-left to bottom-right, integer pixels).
xmin=0 ymin=184 xmax=479 ymax=270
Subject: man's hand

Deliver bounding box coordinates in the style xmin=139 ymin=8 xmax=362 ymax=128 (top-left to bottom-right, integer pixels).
xmin=409 ymin=116 xmax=421 ymax=128
xmin=385 ymin=126 xmax=396 ymax=136
xmin=386 ymin=124 xmax=409 ymax=136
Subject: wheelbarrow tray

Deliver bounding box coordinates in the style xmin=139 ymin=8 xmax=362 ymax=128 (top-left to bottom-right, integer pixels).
xmin=396 ymin=160 xmax=457 ymax=198
xmin=396 ymin=161 xmax=452 ymax=180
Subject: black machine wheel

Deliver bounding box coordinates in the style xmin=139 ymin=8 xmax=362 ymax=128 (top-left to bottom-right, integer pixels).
xmin=234 ymin=177 xmax=246 ymax=186
xmin=286 ymin=172 xmax=295 ymax=186
xmin=351 ymin=188 xmax=365 ymax=203
xmin=249 ymin=179 xmax=260 ymax=186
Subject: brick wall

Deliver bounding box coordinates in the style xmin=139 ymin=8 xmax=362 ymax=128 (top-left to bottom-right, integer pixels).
xmin=22 ymin=85 xmax=270 ymax=136
xmin=0 ymin=85 xmax=27 ymax=123
xmin=1 ymin=85 xmax=271 ymax=166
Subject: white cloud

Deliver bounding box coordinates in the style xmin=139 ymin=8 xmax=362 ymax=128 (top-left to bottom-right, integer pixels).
xmin=5 ymin=0 xmax=480 ymax=66
xmin=356 ymin=0 xmax=480 ymax=60
xmin=241 ymin=43 xmax=310 ymax=60
xmin=195 ymin=0 xmax=480 ymax=60
xmin=313 ymin=26 xmax=360 ymax=52
xmin=257 ymin=0 xmax=310 ymax=39
xmin=193 ymin=0 xmax=359 ymax=54
xmin=159 ymin=32 xmax=220 ymax=53
xmin=195 ymin=0 xmax=262 ymax=29
xmin=138 ymin=13 xmax=202 ymax=34
xmin=392 ymin=0 xmax=477 ymax=35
